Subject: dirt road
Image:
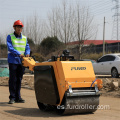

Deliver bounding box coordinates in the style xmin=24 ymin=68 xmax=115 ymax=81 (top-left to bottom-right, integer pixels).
xmin=1 ymin=75 xmax=120 ymax=98
xmin=0 ymin=86 xmax=119 ymax=120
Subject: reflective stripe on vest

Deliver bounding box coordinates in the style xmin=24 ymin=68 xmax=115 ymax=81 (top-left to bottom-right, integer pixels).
xmin=10 ymin=33 xmax=27 ymax=55
xmin=8 ymin=51 xmax=25 ymax=54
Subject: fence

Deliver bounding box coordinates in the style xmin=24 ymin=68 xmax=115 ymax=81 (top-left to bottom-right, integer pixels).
xmin=69 ymin=42 xmax=120 ymax=55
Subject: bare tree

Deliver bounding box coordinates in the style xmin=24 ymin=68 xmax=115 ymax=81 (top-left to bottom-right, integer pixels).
xmin=74 ymin=4 xmax=97 ymax=60
xmin=0 ymin=33 xmax=8 ymax=44
xmin=21 ymin=0 xmax=97 ymax=58
xmin=47 ymin=1 xmax=98 ymax=59
xmin=23 ymin=13 xmax=48 ymax=45
xmin=47 ymin=1 xmax=75 ymax=44
xmin=0 ymin=36 xmax=2 ymax=44
xmin=0 ymin=34 xmax=8 ymax=58
xmin=47 ymin=7 xmax=60 ymax=37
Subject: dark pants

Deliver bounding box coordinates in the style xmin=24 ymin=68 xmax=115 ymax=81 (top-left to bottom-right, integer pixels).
xmin=9 ymin=63 xmax=25 ymax=100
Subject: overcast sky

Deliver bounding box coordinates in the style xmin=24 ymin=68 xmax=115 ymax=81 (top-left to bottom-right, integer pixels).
xmin=0 ymin=0 xmax=116 ymax=40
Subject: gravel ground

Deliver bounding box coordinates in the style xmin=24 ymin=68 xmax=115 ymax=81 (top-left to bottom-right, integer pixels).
xmin=0 ymin=75 xmax=120 ymax=98
xmin=1 ymin=86 xmax=119 ymax=120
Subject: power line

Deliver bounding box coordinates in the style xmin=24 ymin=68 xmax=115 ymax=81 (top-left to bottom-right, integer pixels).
xmin=91 ymin=5 xmax=113 ymax=13
xmin=90 ymin=3 xmax=112 ymax=11
xmin=89 ymin=0 xmax=109 ymax=7
xmin=94 ymin=10 xmax=111 ymax=16
xmin=93 ymin=6 xmax=113 ymax=16
xmin=87 ymin=1 xmax=115 ymax=18
xmin=90 ymin=1 xmax=112 ymax=9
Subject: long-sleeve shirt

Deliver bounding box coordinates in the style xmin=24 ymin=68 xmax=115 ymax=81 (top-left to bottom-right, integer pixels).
xmin=7 ymin=32 xmax=30 ymax=64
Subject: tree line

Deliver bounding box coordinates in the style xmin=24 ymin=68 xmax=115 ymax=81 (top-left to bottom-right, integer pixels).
xmin=0 ymin=1 xmax=98 ymax=60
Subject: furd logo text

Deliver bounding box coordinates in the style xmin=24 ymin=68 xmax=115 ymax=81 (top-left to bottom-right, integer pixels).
xmin=71 ymin=67 xmax=86 ymax=71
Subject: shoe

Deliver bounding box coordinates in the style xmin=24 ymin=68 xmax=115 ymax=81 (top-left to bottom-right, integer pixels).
xmin=8 ymin=99 xmax=15 ymax=104
xmin=15 ymin=98 xmax=25 ymax=103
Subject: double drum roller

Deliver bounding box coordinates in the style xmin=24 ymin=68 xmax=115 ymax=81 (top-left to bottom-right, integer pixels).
xmin=22 ymin=50 xmax=102 ymax=115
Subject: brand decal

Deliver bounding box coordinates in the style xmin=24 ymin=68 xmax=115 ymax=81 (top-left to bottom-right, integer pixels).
xmin=71 ymin=67 xmax=86 ymax=70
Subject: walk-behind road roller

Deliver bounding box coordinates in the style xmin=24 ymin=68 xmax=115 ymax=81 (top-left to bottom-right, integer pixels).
xmin=22 ymin=50 xmax=103 ymax=115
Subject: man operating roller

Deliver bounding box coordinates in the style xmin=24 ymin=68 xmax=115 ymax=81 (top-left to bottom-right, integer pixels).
xmin=7 ymin=20 xmax=30 ymax=104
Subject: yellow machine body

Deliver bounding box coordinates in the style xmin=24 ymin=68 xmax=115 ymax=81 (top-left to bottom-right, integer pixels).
xmin=36 ymin=61 xmax=102 ymax=105
xmin=22 ymin=57 xmax=102 ymax=106
xmin=22 ymin=57 xmax=36 ymax=71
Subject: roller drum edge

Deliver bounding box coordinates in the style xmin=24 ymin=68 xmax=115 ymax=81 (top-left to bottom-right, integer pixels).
xmin=56 ymin=95 xmax=100 ymax=115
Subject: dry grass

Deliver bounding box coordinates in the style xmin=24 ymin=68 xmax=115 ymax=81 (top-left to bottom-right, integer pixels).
xmin=82 ymin=53 xmax=103 ymax=60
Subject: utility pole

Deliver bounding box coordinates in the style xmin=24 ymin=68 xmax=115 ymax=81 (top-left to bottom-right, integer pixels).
xmin=103 ymin=17 xmax=105 ymax=55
